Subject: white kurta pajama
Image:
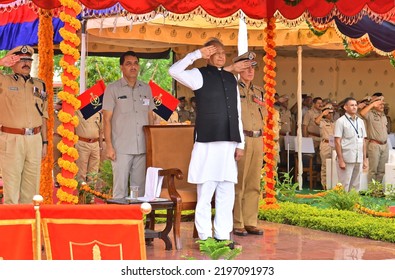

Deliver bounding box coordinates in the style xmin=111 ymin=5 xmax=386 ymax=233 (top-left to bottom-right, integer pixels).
xmin=169 ymin=50 xmax=244 ymax=240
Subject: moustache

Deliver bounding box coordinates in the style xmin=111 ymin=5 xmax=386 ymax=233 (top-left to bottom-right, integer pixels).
xmin=22 ymin=66 xmax=31 ymax=70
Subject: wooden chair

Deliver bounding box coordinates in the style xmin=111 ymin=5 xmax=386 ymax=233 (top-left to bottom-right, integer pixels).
xmin=293 ymin=137 xmax=319 ymax=190
xmin=144 ymin=125 xmax=210 ymax=250
xmin=294 ymin=153 xmax=319 ymax=190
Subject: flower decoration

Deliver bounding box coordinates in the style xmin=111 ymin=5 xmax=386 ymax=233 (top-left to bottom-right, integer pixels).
xmin=80 ymin=183 xmax=112 ymax=200
xmin=38 ymin=9 xmax=54 ymax=204
xmin=56 ymin=0 xmax=82 ymax=204
xmin=261 ymin=17 xmax=279 ymax=209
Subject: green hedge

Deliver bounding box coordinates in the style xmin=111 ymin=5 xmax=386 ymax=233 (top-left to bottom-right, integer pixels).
xmin=258 ymin=202 xmax=395 ymax=242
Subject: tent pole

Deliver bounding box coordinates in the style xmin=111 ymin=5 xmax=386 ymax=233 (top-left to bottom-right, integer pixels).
xmin=297 ymin=46 xmax=303 ymax=190
xmin=79 ymin=19 xmax=87 ymax=94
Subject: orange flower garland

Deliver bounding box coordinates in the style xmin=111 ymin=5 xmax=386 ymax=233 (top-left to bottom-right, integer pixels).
xmin=38 ymin=9 xmax=54 ymax=204
xmin=261 ymin=17 xmax=279 ymax=210
xmin=355 ymin=204 xmax=395 ymax=218
xmin=57 ymin=0 xmax=81 ymax=204
xmin=80 ymin=184 xmax=112 ymax=200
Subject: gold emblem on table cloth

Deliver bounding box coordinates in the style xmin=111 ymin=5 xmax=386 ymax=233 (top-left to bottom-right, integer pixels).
xmin=90 ymin=92 xmax=102 ymax=109
xmin=153 ymin=93 xmax=162 ymax=109
xmin=69 ymin=240 xmax=123 ymax=260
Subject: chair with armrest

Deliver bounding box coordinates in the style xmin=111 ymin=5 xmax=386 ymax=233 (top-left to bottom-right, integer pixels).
xmin=144 ymin=124 xmax=211 ymax=250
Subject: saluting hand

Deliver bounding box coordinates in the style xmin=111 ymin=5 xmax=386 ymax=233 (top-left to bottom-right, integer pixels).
xmin=199 ymin=46 xmax=217 ymax=59
xmin=0 ymin=54 xmax=20 ymax=67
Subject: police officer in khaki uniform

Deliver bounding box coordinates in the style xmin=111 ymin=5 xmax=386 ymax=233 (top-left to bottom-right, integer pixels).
xmin=303 ymin=97 xmax=323 ymax=150
xmin=0 ymin=45 xmax=48 ymax=204
xmin=278 ymin=95 xmax=293 ymax=163
xmin=53 ymin=100 xmax=62 ymax=187
xmin=315 ymin=104 xmax=335 ymax=189
xmin=103 ymin=51 xmax=155 ymax=199
xmin=233 ymin=51 xmax=264 ymax=237
xmin=360 ymin=95 xmax=389 ymax=184
xmin=176 ymin=96 xmax=190 ymax=123
xmin=75 ymin=111 xmax=103 ymax=182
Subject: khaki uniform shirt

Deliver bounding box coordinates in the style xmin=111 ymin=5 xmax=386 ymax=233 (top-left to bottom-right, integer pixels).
xmin=0 ymin=74 xmax=48 ymax=127
xmin=363 ymin=110 xmax=388 ymax=143
xmin=102 ymin=78 xmax=155 ymax=155
xmin=279 ymin=106 xmax=292 ymax=135
xmin=238 ymin=83 xmax=266 ymax=132
xmin=303 ymin=108 xmax=321 ymax=139
xmin=75 ymin=111 xmax=102 ymax=139
xmin=177 ymin=108 xmax=190 ymax=122
xmin=319 ymin=118 xmax=335 ymax=140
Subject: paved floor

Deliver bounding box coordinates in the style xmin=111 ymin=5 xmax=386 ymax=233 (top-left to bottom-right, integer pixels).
xmin=146 ymin=220 xmax=395 ymax=260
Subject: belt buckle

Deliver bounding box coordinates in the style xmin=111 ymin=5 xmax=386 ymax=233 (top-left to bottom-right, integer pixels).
xmin=89 ymin=139 xmax=93 ymax=143
xmin=24 ymin=128 xmax=34 ymax=135
xmin=253 ymin=130 xmax=261 ymax=138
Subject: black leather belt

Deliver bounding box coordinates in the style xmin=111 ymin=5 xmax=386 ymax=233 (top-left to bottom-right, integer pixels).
xmin=243 ymin=129 xmax=262 ymax=138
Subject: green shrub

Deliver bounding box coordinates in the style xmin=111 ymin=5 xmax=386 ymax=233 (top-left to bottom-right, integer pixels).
xmin=318 ymin=188 xmax=360 ymax=211
xmin=258 ymin=202 xmax=395 ymax=242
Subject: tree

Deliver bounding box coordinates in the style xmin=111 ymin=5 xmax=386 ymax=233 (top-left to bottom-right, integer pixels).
xmin=54 ymin=53 xmax=174 ymax=93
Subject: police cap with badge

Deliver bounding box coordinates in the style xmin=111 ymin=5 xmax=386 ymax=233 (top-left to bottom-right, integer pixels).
xmin=232 ymin=51 xmax=258 ymax=67
xmin=8 ymin=45 xmax=34 ymax=62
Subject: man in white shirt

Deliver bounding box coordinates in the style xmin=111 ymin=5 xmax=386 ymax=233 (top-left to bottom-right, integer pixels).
xmin=169 ymin=38 xmax=250 ymax=243
xmin=334 ymin=97 xmax=367 ymax=191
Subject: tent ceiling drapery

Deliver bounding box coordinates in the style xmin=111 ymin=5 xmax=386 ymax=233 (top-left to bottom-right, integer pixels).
xmin=1 ymin=0 xmax=394 ymax=21
xmin=0 ymin=1 xmax=393 ymax=58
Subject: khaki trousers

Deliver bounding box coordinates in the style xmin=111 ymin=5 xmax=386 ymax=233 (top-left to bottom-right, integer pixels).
xmin=367 ymin=142 xmax=389 ymax=184
xmin=319 ymin=142 xmax=332 ymax=188
xmin=111 ymin=153 xmax=146 ymax=199
xmin=234 ymin=137 xmax=263 ymax=229
xmin=75 ymin=140 xmax=100 ymax=182
xmin=0 ymin=133 xmax=42 ymax=204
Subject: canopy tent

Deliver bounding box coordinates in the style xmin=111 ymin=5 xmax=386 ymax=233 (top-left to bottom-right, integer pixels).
xmin=0 ymin=0 xmax=394 ymax=204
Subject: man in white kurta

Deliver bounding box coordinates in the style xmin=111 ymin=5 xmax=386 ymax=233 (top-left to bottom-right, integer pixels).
xmin=334 ymin=97 xmax=367 ymax=192
xmin=169 ymin=39 xmax=250 ymax=241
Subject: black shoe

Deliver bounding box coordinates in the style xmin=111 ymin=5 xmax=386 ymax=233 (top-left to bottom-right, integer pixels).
xmin=214 ymin=238 xmax=239 ymax=250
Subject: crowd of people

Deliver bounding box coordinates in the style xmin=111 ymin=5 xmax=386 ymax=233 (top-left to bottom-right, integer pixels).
xmin=278 ymin=92 xmax=390 ymax=192
xmin=0 ymin=42 xmax=392 ymax=249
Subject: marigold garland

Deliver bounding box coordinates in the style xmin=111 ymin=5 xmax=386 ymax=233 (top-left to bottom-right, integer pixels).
xmin=57 ymin=141 xmax=79 ymax=160
xmin=58 ymin=110 xmax=79 ymax=126
xmin=261 ymin=17 xmax=279 ymax=209
xmin=57 ymin=0 xmax=81 ymax=204
xmin=57 ymin=125 xmax=79 ymax=143
xmin=80 ymin=184 xmax=112 ymax=200
xmin=38 ymin=9 xmax=54 ymax=204
xmin=57 ymin=91 xmax=81 ymax=109
xmin=58 ymin=158 xmax=79 ymax=174
xmin=355 ymin=204 xmax=395 ymax=218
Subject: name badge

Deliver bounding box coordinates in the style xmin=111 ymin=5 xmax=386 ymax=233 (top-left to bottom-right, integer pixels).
xmin=9 ymin=87 xmax=18 ymax=91
xmin=142 ymin=98 xmax=150 ymax=106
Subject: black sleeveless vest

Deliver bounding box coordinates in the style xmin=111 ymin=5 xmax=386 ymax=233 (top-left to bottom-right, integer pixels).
xmin=193 ymin=65 xmax=241 ymax=143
